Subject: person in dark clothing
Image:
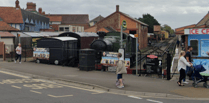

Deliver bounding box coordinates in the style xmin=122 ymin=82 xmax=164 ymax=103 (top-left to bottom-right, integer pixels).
xmin=177 ymin=40 xmax=180 ymax=47
xmin=183 ymin=46 xmax=193 ymax=84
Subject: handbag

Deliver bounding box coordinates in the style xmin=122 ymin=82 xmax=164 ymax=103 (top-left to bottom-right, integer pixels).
xmin=187 ymin=69 xmax=193 ymax=77
xmin=120 ymin=61 xmax=127 ymax=74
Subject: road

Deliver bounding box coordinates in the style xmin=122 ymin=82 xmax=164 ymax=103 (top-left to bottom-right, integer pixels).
xmin=0 ymin=69 xmax=208 ymax=103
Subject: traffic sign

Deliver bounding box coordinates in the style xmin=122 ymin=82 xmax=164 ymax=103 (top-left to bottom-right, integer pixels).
xmin=122 ymin=20 xmax=127 ymax=31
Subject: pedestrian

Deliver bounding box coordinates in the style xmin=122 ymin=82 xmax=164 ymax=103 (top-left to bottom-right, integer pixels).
xmin=183 ymin=46 xmax=193 ymax=84
xmin=116 ymin=53 xmax=127 ymax=88
xmin=15 ymin=43 xmax=22 ymax=64
xmin=177 ymin=39 xmax=180 ymax=47
xmin=177 ymin=51 xmax=192 ymax=86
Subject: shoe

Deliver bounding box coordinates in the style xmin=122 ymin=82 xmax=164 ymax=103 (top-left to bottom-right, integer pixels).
xmin=117 ymin=85 xmax=124 ymax=88
xmin=183 ymin=81 xmax=189 ymax=84
xmin=19 ymin=62 xmax=21 ymax=64
xmin=14 ymin=61 xmax=16 ymax=63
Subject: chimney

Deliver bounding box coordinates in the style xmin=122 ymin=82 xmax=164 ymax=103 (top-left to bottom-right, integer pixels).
xmin=26 ymin=2 xmax=36 ymax=11
xmin=38 ymin=8 xmax=42 ymax=14
xmin=116 ymin=5 xmax=119 ymax=12
xmin=15 ymin=0 xmax=20 ymax=8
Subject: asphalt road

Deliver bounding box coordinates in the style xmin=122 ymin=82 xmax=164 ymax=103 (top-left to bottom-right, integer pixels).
xmin=0 ymin=69 xmax=208 ymax=103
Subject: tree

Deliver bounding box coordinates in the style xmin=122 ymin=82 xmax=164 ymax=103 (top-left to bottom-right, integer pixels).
xmin=138 ymin=14 xmax=160 ymax=33
xmin=161 ymin=24 xmax=174 ymax=34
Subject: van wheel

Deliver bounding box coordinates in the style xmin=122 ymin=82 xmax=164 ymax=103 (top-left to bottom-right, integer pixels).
xmin=54 ymin=60 xmax=59 ymax=65
xmin=36 ymin=59 xmax=40 ymax=64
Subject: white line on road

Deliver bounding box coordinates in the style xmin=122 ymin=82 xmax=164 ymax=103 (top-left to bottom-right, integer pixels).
xmin=11 ymin=85 xmax=22 ymax=89
xmin=48 ymin=94 xmax=73 ymax=98
xmin=128 ymin=96 xmax=142 ymax=99
xmin=0 ymin=70 xmax=29 ymax=78
xmin=147 ymin=99 xmax=163 ymax=103
xmin=30 ymin=90 xmax=42 ymax=94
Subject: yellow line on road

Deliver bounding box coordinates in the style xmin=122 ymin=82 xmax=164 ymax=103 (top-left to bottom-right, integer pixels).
xmin=48 ymin=94 xmax=73 ymax=98
xmin=0 ymin=70 xmax=29 ymax=78
xmin=11 ymin=85 xmax=22 ymax=89
xmin=30 ymin=90 xmax=42 ymax=94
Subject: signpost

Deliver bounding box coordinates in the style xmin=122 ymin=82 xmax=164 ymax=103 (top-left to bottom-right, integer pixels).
xmin=135 ymin=34 xmax=139 ymax=75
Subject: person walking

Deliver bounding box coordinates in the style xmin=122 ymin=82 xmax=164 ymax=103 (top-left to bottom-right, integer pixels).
xmin=183 ymin=46 xmax=193 ymax=84
xmin=116 ymin=53 xmax=127 ymax=88
xmin=177 ymin=39 xmax=180 ymax=47
xmin=15 ymin=43 xmax=22 ymax=64
xmin=177 ymin=51 xmax=192 ymax=86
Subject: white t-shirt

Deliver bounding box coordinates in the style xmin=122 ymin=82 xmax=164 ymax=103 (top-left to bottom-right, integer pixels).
xmin=178 ymin=56 xmax=191 ymax=71
xmin=16 ymin=46 xmax=22 ymax=55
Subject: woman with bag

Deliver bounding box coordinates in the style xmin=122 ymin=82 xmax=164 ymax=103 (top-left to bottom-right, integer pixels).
xmin=177 ymin=51 xmax=193 ymax=86
xmin=116 ymin=53 xmax=127 ymax=88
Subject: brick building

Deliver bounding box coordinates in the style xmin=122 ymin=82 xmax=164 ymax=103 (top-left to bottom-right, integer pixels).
xmin=86 ymin=5 xmax=149 ymax=49
xmin=46 ymin=14 xmax=89 ymax=31
xmin=89 ymin=15 xmax=104 ymax=27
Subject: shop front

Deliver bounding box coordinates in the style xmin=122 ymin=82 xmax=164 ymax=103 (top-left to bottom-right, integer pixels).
xmin=184 ymin=28 xmax=209 ymax=75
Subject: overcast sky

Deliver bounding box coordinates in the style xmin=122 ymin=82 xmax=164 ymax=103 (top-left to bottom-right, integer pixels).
xmin=1 ymin=0 xmax=209 ymax=29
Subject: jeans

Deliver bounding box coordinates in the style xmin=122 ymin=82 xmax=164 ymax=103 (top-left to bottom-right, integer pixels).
xmin=15 ymin=54 xmax=21 ymax=62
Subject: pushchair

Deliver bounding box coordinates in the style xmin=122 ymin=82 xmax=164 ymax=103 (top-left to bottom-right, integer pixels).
xmin=188 ymin=65 xmax=209 ymax=88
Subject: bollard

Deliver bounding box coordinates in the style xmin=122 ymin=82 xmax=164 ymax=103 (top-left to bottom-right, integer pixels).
xmin=167 ymin=51 xmax=171 ymax=80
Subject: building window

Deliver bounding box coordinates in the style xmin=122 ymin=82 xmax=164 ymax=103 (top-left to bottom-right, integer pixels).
xmin=73 ymin=27 xmax=75 ymax=32
xmin=59 ymin=27 xmax=64 ymax=31
xmin=190 ymin=40 xmax=198 ymax=56
xmin=65 ymin=27 xmax=69 ymax=32
xmin=25 ymin=26 xmax=29 ymax=31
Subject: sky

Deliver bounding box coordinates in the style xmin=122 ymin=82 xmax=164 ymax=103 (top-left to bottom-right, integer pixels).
xmin=1 ymin=0 xmax=209 ymax=30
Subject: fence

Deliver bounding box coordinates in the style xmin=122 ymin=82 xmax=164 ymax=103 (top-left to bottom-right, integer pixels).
xmin=5 ymin=44 xmax=33 ymax=62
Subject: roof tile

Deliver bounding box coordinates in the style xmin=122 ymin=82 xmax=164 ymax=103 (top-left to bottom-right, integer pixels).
xmin=0 ymin=31 xmax=16 ymax=37
xmin=46 ymin=16 xmax=62 ymax=22
xmin=0 ymin=7 xmax=23 ymax=24
xmin=46 ymin=14 xmax=89 ymax=24
xmin=0 ymin=21 xmax=19 ymax=31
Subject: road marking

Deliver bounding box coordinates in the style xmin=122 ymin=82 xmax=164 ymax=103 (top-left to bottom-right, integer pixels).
xmin=64 ymin=75 xmax=78 ymax=77
xmin=91 ymin=92 xmax=105 ymax=94
xmin=11 ymin=85 xmax=22 ymax=89
xmin=48 ymin=94 xmax=73 ymax=98
xmin=0 ymin=70 xmax=29 ymax=78
xmin=147 ymin=99 xmax=163 ymax=103
xmin=128 ymin=96 xmax=142 ymax=99
xmin=30 ymin=90 xmax=42 ymax=94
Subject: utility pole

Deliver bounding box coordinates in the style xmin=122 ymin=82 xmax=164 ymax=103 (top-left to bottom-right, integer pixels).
xmin=120 ymin=25 xmax=123 ymax=48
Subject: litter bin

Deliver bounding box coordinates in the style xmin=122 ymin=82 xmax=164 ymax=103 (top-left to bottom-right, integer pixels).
xmin=79 ymin=49 xmax=95 ymax=71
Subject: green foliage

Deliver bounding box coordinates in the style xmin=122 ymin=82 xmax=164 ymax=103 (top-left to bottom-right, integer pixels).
xmin=161 ymin=24 xmax=175 ymax=34
xmin=138 ymin=14 xmax=160 ymax=33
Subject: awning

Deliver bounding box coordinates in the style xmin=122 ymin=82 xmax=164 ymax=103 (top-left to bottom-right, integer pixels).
xmin=11 ymin=32 xmax=31 ymax=37
xmin=23 ymin=32 xmax=47 ymax=37
xmin=39 ymin=32 xmax=61 ymax=37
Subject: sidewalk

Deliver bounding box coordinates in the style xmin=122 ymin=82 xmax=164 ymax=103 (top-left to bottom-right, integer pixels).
xmin=0 ymin=61 xmax=209 ymax=98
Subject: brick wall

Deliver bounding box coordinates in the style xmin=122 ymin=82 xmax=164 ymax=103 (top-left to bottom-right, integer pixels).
xmin=84 ymin=26 xmax=96 ymax=33
xmin=120 ymin=14 xmax=137 ymax=34
xmin=96 ymin=13 xmax=120 ymax=31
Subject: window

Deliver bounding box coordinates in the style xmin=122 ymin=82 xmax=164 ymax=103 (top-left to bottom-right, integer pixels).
xmin=73 ymin=27 xmax=76 ymax=32
xmin=190 ymin=40 xmax=198 ymax=56
xmin=59 ymin=27 xmax=64 ymax=31
xmin=65 ymin=27 xmax=69 ymax=31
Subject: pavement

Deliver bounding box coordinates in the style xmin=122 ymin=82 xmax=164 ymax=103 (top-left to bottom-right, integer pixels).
xmin=1 ymin=70 xmax=208 ymax=103
xmin=0 ymin=61 xmax=209 ymax=99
